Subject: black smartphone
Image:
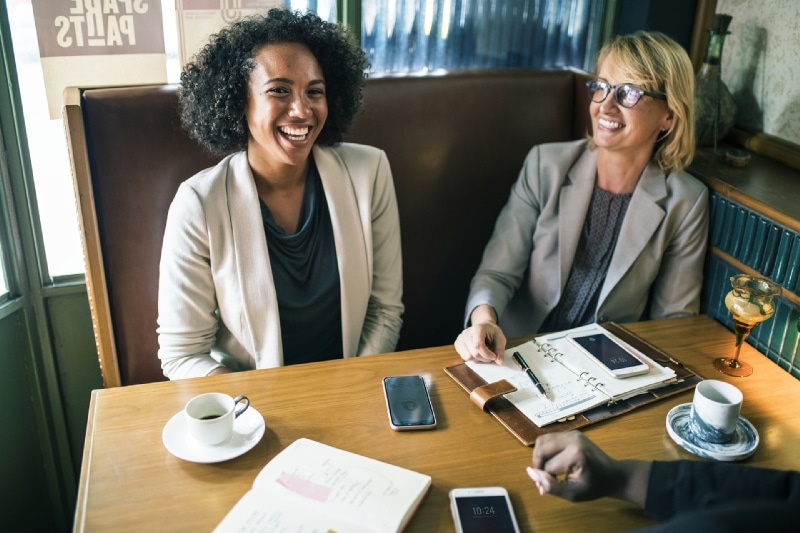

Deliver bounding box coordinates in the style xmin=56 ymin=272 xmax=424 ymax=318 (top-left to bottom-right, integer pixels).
xmin=568 ymin=332 xmax=650 ymax=378
xmin=382 ymin=375 xmax=437 ymax=430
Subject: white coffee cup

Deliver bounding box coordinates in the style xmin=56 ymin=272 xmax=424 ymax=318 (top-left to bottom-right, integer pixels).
xmin=689 ymin=380 xmax=742 ymax=444
xmin=184 ymin=393 xmax=250 ymax=446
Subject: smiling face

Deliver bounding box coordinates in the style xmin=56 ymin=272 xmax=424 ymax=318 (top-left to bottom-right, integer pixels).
xmin=244 ymin=42 xmax=328 ymax=179
xmin=590 ymin=59 xmax=673 ymax=161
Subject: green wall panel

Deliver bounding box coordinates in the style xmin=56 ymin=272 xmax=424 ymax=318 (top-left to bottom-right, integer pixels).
xmin=0 ymin=310 xmax=59 ymax=531
xmin=46 ymin=291 xmax=102 ymax=473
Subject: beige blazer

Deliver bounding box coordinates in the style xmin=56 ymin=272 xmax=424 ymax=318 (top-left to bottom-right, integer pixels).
xmin=158 ymin=144 xmax=404 ymax=379
xmin=466 ymin=139 xmax=709 ymax=337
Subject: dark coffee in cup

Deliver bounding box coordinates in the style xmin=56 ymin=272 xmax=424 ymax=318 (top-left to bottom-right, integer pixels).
xmin=185 ymin=393 xmax=250 ymax=446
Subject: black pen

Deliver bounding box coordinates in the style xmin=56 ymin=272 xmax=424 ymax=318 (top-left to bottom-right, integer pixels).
xmin=512 ymin=351 xmax=550 ymax=401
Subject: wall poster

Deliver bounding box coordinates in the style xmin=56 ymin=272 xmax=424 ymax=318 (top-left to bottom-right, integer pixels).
xmin=176 ymin=0 xmax=283 ymax=67
xmin=31 ymin=0 xmax=168 ymax=119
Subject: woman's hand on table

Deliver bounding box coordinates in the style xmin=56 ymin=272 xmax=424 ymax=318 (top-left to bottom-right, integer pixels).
xmin=454 ymin=305 xmax=507 ymax=365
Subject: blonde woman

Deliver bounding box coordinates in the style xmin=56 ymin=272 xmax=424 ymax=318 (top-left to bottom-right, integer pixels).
xmin=456 ymin=31 xmax=708 ymax=364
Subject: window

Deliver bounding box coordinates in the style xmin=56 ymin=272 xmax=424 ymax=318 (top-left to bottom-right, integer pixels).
xmin=363 ymin=0 xmax=602 ymax=75
xmin=0 ymin=244 xmax=7 ymax=296
xmin=0 ymin=144 xmax=10 ymax=298
xmin=4 ymin=0 xmax=595 ymax=281
xmin=7 ymin=0 xmax=83 ymax=278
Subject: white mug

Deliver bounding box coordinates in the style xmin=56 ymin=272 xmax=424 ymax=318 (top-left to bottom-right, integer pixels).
xmin=689 ymin=380 xmax=742 ymax=444
xmin=184 ymin=392 xmax=250 ymax=446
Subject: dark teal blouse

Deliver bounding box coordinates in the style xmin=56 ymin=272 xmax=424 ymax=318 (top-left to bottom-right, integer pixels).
xmin=259 ymin=160 xmax=343 ymax=365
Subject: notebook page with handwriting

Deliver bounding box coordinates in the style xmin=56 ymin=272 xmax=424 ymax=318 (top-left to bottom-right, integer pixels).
xmin=214 ymin=438 xmax=431 ymax=533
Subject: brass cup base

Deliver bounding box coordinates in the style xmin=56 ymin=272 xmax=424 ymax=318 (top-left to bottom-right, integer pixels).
xmin=713 ymin=356 xmax=753 ymax=377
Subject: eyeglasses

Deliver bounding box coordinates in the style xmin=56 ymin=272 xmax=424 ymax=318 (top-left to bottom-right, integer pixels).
xmin=585 ymin=80 xmax=666 ymax=108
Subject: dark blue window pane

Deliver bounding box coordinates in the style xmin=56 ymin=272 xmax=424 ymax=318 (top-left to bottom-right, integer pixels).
xmin=363 ymin=0 xmax=602 ymax=76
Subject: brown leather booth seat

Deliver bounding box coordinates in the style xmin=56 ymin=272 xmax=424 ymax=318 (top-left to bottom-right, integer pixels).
xmin=65 ymin=67 xmax=591 ymax=387
xmin=348 ymin=69 xmax=591 ymax=351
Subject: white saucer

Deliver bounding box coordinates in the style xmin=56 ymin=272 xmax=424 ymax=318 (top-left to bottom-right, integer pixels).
xmin=162 ymin=406 xmax=265 ymax=463
xmin=666 ymin=403 xmax=759 ymax=462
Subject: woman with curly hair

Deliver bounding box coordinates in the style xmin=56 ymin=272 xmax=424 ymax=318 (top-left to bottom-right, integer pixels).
xmin=157 ymin=9 xmax=403 ymax=379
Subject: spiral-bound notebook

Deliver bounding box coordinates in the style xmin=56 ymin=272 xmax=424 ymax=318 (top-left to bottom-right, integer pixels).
xmin=444 ymin=322 xmax=701 ymax=446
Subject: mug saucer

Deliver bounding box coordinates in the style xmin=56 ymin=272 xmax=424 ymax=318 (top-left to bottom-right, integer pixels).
xmin=162 ymin=406 xmax=265 ymax=463
xmin=666 ymin=403 xmax=759 ymax=462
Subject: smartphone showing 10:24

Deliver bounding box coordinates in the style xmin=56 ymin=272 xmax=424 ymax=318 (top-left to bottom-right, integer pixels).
xmin=449 ymin=486 xmax=521 ymax=533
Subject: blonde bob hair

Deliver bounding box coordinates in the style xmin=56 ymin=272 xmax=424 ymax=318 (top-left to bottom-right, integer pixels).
xmin=587 ymin=31 xmax=695 ymax=173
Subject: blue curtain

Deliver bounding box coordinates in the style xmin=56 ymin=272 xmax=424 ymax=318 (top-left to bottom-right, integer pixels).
xmin=362 ymin=0 xmax=603 ymax=75
xmin=285 ymin=0 xmax=337 ymax=22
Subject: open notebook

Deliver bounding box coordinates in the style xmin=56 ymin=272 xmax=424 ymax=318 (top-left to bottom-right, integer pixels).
xmin=445 ymin=322 xmax=701 ymax=445
xmin=214 ymin=438 xmax=431 ymax=532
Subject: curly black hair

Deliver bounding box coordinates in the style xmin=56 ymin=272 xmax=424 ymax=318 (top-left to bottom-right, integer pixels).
xmin=179 ymin=8 xmax=368 ymax=155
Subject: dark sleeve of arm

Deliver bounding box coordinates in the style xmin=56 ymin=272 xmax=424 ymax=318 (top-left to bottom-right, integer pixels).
xmin=644 ymin=460 xmax=800 ymax=522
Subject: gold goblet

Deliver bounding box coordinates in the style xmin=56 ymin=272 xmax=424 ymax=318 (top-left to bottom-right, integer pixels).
xmin=714 ymin=274 xmax=781 ymax=377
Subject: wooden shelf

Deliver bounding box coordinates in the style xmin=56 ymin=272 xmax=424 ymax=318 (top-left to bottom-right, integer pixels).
xmin=711 ymin=247 xmax=800 ymax=308
xmin=689 ymin=142 xmax=800 ymax=235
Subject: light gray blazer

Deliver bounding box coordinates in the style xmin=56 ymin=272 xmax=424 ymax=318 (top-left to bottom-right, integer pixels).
xmin=158 ymin=144 xmax=404 ymax=379
xmin=466 ymin=139 xmax=709 ymax=337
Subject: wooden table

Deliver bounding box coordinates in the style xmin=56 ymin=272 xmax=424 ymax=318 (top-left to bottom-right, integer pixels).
xmin=74 ymin=315 xmax=800 ymax=532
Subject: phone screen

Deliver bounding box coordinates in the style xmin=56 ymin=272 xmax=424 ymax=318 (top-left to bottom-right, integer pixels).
xmin=453 ymin=494 xmax=518 ymax=533
xmin=384 ymin=376 xmax=436 ymax=428
xmin=571 ymin=333 xmax=642 ymax=370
